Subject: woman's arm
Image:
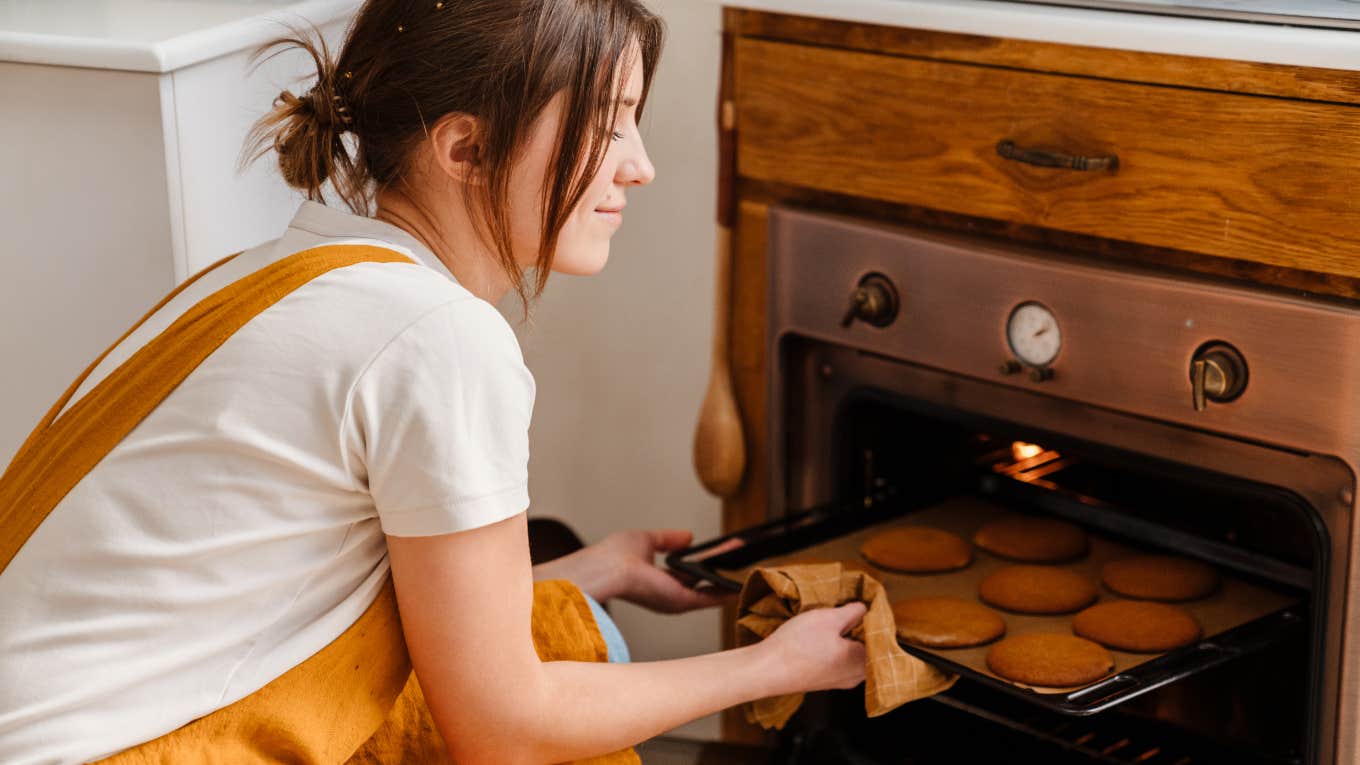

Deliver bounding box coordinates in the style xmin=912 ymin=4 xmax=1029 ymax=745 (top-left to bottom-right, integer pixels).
xmin=387 ymin=513 xmax=866 ymax=765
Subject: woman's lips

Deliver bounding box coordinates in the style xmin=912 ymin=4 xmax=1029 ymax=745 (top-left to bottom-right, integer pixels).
xmin=594 ymin=206 xmax=624 ymax=225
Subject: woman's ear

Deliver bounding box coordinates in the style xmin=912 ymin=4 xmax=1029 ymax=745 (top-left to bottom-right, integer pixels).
xmin=429 ymin=112 xmax=483 ymax=185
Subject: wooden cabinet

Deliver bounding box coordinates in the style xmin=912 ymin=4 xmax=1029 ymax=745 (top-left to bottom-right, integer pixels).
xmin=736 ymin=37 xmax=1360 ymax=278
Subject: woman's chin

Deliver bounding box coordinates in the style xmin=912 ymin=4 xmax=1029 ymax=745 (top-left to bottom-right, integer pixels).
xmin=550 ymin=246 xmax=611 ymax=276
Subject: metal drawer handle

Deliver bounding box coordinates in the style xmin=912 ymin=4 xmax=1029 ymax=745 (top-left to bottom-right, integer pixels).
xmin=996 ymin=140 xmax=1119 ymax=172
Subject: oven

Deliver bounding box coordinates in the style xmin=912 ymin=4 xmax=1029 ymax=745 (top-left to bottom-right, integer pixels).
xmin=675 ymin=205 xmax=1359 ymax=764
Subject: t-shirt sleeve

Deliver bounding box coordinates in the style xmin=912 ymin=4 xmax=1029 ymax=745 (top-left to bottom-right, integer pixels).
xmin=344 ymin=298 xmax=536 ymax=536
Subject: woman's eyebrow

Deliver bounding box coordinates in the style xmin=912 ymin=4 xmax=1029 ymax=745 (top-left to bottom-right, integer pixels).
xmin=613 ymin=96 xmax=639 ymax=108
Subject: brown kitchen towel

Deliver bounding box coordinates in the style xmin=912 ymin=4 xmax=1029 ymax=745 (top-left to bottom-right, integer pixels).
xmin=736 ymin=563 xmax=957 ymax=729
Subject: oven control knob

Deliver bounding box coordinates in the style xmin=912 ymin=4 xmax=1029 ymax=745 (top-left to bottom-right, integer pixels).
xmin=1190 ymin=342 xmax=1248 ymax=412
xmin=840 ymin=273 xmax=899 ymax=329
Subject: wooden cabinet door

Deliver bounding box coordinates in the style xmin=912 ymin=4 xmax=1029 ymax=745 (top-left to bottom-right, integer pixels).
xmin=736 ymin=38 xmax=1360 ymax=279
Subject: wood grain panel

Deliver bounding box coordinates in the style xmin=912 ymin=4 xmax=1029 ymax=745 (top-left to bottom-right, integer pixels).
xmin=736 ymin=38 xmax=1360 ymax=280
xmin=736 ymin=177 xmax=1360 ymax=301
xmin=721 ymin=200 xmax=773 ymax=744
xmin=727 ymin=201 xmax=770 ymax=529
xmin=729 ymin=9 xmax=1360 ymax=106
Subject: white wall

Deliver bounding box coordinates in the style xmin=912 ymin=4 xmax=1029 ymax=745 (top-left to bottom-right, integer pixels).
xmin=0 ymin=62 xmax=176 ymax=466
xmin=510 ymin=0 xmax=725 ymax=741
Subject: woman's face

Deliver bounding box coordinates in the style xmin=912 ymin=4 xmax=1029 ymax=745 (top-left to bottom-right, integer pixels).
xmin=507 ymin=44 xmax=655 ymax=276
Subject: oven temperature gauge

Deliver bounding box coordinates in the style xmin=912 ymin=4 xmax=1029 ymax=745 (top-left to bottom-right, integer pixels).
xmin=1006 ymin=302 xmax=1061 ymax=370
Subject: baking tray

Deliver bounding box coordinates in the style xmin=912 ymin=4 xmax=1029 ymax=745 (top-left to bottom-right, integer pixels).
xmin=667 ymin=493 xmax=1303 ymax=716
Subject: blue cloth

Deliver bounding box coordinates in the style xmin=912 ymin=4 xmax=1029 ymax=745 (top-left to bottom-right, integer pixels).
xmin=582 ymin=592 xmax=630 ymax=663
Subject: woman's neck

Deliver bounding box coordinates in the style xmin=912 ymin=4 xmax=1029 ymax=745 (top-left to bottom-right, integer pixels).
xmin=374 ymin=188 xmax=513 ymax=304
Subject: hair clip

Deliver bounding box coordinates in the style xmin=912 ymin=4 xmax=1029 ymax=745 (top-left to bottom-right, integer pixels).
xmin=330 ymin=94 xmax=354 ymax=126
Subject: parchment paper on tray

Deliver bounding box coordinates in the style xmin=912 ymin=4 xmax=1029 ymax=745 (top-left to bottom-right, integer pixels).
xmin=719 ymin=495 xmax=1298 ymax=696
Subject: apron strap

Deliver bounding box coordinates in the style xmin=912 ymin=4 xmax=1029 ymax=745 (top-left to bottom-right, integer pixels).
xmin=0 ymin=244 xmax=412 ymax=572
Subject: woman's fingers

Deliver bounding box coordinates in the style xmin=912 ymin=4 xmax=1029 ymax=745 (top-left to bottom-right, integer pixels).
xmin=643 ymin=529 xmax=746 ymax=559
xmin=645 ymin=529 xmax=694 ymax=552
xmin=597 ymin=528 xmax=749 ymax=613
xmin=832 ymin=601 xmax=868 ymax=636
xmin=763 ymin=602 xmax=869 ymax=694
xmin=668 ymin=568 xmax=701 ymax=588
xmin=623 ymin=565 xmax=734 ymax=613
xmin=688 ymin=584 xmax=734 ymax=606
xmin=667 ymin=586 xmax=730 ymax=612
xmin=636 ymin=529 xmax=741 ymax=591
xmin=691 ymin=536 xmax=746 ymax=560
xmin=654 ymin=572 xmax=734 ymax=612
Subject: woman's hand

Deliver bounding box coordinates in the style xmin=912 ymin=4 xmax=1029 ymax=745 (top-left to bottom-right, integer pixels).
xmin=599 ymin=529 xmax=732 ymax=613
xmin=760 ymin=603 xmax=868 ymax=695
xmin=533 ymin=528 xmax=730 ymax=613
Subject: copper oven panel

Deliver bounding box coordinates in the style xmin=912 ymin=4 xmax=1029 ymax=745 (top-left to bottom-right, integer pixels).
xmin=768 ymin=206 xmax=1360 ymax=462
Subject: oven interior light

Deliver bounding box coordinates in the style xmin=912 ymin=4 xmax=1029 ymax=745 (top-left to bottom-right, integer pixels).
xmin=1011 ymin=441 xmax=1045 ymax=461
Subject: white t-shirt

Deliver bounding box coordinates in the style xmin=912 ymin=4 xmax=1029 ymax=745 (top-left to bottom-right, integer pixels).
xmin=0 ymin=202 xmax=536 ymax=765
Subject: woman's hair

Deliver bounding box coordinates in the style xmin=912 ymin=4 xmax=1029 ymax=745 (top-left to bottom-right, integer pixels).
xmin=246 ymin=0 xmax=664 ymax=303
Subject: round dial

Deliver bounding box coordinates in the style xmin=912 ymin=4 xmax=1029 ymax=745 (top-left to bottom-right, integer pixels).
xmin=1007 ymin=302 xmax=1062 ymax=367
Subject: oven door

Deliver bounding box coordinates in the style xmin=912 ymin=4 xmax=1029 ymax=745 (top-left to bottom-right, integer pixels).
xmin=761 ymin=337 xmax=1341 ymax=764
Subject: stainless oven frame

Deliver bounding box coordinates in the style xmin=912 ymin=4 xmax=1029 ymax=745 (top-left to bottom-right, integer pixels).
xmin=764 ymin=206 xmax=1359 ymax=763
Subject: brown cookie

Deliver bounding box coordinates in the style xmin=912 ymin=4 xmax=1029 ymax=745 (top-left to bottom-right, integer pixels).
xmin=860 ymin=527 xmax=972 ymax=573
xmin=892 ymin=596 xmax=1006 ymax=648
xmin=974 ymin=516 xmax=1089 ymax=563
xmin=1073 ymin=600 xmax=1203 ymax=653
xmin=978 ymin=565 xmax=1097 ymax=614
xmin=1102 ymin=555 xmax=1220 ymax=602
xmin=987 ymin=633 xmax=1114 ymax=687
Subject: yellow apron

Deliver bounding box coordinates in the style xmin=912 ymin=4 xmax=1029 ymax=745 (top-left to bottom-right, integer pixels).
xmin=0 ymin=245 xmax=637 ymax=765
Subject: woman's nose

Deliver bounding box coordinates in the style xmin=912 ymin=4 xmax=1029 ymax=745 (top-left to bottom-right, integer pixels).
xmin=617 ymin=143 xmax=656 ymax=187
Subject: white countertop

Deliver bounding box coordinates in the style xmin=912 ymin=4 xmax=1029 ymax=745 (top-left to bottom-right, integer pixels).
xmin=722 ymin=0 xmax=1360 ymax=71
xmin=7 ymin=0 xmax=1360 ymax=73
xmin=0 ymin=0 xmax=361 ymax=72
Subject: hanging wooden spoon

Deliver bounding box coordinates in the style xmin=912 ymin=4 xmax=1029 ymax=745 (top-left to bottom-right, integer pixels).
xmin=693 ymin=66 xmax=746 ymax=499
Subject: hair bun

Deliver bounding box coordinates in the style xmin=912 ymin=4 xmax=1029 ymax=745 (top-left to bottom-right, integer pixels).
xmin=244 ymin=29 xmax=362 ymax=209
xmin=300 ymin=84 xmax=353 ymax=131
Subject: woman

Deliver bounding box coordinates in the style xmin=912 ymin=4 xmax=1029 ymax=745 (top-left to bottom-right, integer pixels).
xmin=0 ymin=1 xmax=868 ymax=762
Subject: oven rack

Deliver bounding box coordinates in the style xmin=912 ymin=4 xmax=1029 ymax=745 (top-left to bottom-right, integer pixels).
xmin=978 ymin=459 xmax=1315 ymax=591
xmin=666 ymin=491 xmax=1305 ymax=717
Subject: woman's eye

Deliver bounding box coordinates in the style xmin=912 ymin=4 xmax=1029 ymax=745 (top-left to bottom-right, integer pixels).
xmin=611 ymin=130 xmax=625 ymax=142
